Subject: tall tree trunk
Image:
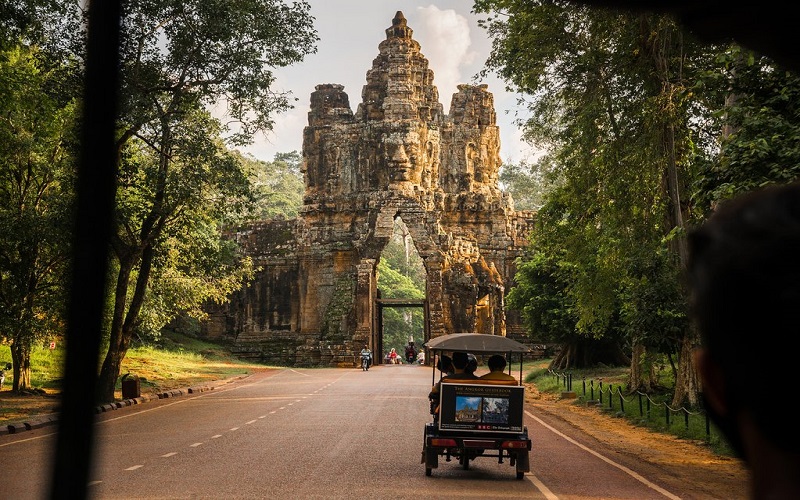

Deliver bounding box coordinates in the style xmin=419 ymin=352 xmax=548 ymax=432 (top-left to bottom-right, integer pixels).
xmin=647 ymin=20 xmax=700 ymax=407
xmin=629 ymin=341 xmax=658 ymax=393
xmin=97 ymin=127 xmax=168 ymax=403
xmin=97 ymin=256 xmax=136 ymax=402
xmin=662 ymin=120 xmax=699 ymax=407
xmin=672 ymin=328 xmax=700 ymax=406
xmin=9 ymin=337 xmax=32 ymax=392
xmin=628 ymin=341 xmax=645 ymax=392
xmin=96 ymin=242 xmax=157 ymax=402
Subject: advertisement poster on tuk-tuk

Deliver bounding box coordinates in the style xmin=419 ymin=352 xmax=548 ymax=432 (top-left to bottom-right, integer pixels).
xmin=438 ymin=383 xmax=524 ymax=433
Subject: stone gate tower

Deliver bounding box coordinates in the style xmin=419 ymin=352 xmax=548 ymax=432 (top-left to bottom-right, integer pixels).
xmin=202 ymin=12 xmax=534 ymax=366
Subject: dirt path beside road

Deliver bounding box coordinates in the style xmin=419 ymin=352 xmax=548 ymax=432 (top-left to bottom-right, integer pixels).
xmin=526 ymin=386 xmax=749 ymax=499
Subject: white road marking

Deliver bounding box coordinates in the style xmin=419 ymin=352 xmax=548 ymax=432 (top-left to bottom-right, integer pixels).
xmin=125 ymin=465 xmax=143 ymax=471
xmin=161 ymin=452 xmax=177 ymax=457
xmin=528 ymin=472 xmax=559 ymax=500
xmin=190 ymin=442 xmax=202 ymax=447
xmin=525 ymin=410 xmax=681 ymax=499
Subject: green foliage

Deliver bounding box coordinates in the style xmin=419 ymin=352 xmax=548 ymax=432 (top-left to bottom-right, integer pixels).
xmin=475 ymin=1 xmax=706 ymax=375
xmin=377 ymin=219 xmax=426 ymax=355
xmin=240 ymin=150 xmax=304 ymax=220
xmin=114 ymin=0 xmax=318 ymax=148
xmin=377 ymin=259 xmax=425 ymax=300
xmin=498 ymin=160 xmax=548 ymax=211
xmin=377 ymin=260 xmax=424 ymax=353
xmin=94 ymin=0 xmax=318 ymax=401
xmin=0 ymin=42 xmax=77 ymax=389
xmin=378 ymin=218 xmax=426 ymax=290
xmin=693 ymin=47 xmax=800 ymax=211
xmin=506 ymin=251 xmax=576 ymax=342
xmin=617 ymin=250 xmax=688 ymax=352
xmin=0 ymin=0 xmax=78 ymax=54
xmin=114 ymin=112 xmax=257 ymax=342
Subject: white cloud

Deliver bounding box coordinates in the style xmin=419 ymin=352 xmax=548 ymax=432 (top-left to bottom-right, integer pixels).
xmin=233 ymin=2 xmax=531 ymax=164
xmin=413 ymin=6 xmax=478 ymax=110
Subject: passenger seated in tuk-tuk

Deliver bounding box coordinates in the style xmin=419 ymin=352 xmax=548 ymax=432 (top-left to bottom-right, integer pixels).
xmin=428 ymin=352 xmax=478 ymax=415
xmin=479 ymin=355 xmax=518 ymax=384
xmin=465 ymin=353 xmax=478 ymax=376
xmin=428 ymin=354 xmax=453 ymax=399
xmin=442 ymin=352 xmax=478 ymax=381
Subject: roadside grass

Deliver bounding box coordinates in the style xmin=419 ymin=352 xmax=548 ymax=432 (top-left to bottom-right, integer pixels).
xmin=523 ymin=358 xmax=736 ymax=457
xmin=120 ymin=333 xmax=275 ymax=395
xmin=0 ymin=331 xmax=275 ymax=397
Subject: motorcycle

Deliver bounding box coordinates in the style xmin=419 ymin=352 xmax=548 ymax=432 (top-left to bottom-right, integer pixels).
xmin=405 ymin=346 xmax=417 ymax=364
xmin=361 ymin=353 xmax=371 ymax=371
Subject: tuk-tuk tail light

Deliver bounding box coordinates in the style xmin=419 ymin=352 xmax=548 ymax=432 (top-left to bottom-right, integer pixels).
xmin=501 ymin=440 xmax=530 ymax=449
xmin=431 ymin=438 xmax=457 ymax=447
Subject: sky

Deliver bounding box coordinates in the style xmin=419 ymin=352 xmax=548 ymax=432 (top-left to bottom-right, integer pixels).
xmin=237 ymin=1 xmax=536 ymax=165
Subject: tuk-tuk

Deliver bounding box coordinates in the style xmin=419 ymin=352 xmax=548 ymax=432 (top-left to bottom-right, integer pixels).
xmin=421 ymin=333 xmax=532 ymax=479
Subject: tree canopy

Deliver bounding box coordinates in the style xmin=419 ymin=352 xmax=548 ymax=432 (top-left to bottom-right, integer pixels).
xmin=0 ymin=42 xmax=77 ymax=390
xmin=477 ymin=0 xmax=800 ymax=404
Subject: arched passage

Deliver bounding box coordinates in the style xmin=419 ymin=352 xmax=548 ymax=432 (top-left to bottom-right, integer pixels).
xmin=203 ymin=12 xmax=535 ymax=367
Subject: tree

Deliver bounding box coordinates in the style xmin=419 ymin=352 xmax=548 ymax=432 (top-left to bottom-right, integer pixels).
xmin=377 ymin=218 xmax=426 ymax=354
xmin=694 ymin=47 xmax=800 ymax=209
xmin=0 ymin=42 xmax=77 ymax=390
xmin=474 ymin=1 xmax=716 ymax=404
xmin=506 ymin=228 xmax=630 ymax=370
xmin=499 ymin=159 xmax=549 ymax=211
xmin=377 ymin=260 xmax=424 ymax=356
xmin=243 ymin=151 xmax=304 ymax=220
xmin=99 ymin=108 xmax=256 ymax=402
xmin=93 ymin=0 xmax=318 ymax=402
xmin=0 ymin=0 xmax=75 ymax=53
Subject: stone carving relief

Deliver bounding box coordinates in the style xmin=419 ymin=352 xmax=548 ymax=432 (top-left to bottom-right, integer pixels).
xmin=201 ymin=11 xmax=535 ymax=366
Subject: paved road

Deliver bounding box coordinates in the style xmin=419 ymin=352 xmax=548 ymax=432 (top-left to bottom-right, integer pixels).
xmin=1 ymin=365 xmax=708 ymax=499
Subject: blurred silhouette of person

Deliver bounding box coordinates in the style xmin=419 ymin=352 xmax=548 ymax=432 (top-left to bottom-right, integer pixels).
xmin=688 ymin=181 xmax=800 ymax=500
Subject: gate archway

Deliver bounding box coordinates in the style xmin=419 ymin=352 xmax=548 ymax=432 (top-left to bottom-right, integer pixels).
xmin=375 ymin=298 xmax=427 ymax=364
xmin=202 ymin=12 xmax=535 ymax=366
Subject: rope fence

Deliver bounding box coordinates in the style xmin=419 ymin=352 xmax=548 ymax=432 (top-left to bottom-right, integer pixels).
xmin=548 ymin=370 xmax=711 ymax=439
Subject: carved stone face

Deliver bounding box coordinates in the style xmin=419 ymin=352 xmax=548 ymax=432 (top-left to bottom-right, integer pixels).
xmin=385 ymin=129 xmax=423 ymax=185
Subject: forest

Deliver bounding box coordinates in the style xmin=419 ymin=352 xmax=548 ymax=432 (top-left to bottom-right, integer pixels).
xmin=2 ymin=0 xmax=800 ymax=411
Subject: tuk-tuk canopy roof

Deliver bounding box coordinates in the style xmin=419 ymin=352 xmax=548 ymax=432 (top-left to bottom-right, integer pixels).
xmin=424 ymin=333 xmax=531 ymax=354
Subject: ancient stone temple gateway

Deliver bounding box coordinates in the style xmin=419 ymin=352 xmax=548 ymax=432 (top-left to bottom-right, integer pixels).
xmin=201 ymin=11 xmax=535 ymax=366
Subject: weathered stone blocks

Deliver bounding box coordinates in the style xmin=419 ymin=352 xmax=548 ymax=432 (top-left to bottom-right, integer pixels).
xmin=202 ymin=11 xmax=534 ymax=366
